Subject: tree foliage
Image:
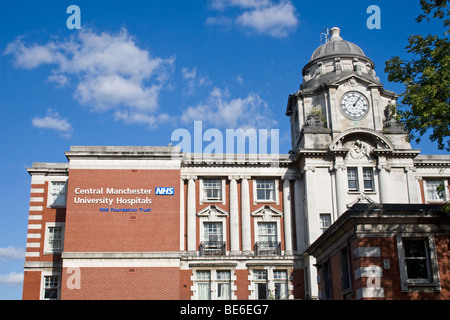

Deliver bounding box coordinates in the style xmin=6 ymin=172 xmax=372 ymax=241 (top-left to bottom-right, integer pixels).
xmin=385 ymin=0 xmax=450 ymax=151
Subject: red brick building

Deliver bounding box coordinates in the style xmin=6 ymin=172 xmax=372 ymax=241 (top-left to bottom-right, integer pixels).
xmin=307 ymin=204 xmax=450 ymax=300
xmin=22 ymin=27 xmax=450 ymax=300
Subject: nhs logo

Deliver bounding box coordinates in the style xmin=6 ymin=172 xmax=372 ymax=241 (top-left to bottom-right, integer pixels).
xmin=155 ymin=187 xmax=174 ymax=195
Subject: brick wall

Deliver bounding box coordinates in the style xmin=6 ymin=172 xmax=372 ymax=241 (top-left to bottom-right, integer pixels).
xmin=64 ymin=169 xmax=180 ymax=252
xmin=61 ymin=267 xmax=180 ymax=300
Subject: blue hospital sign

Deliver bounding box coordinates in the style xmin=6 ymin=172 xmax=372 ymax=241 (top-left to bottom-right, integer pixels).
xmin=155 ymin=187 xmax=175 ymax=195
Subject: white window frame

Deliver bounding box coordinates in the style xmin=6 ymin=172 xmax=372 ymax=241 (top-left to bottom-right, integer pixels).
xmin=396 ymin=234 xmax=441 ymax=292
xmin=423 ymin=179 xmax=448 ymax=203
xmin=347 ymin=168 xmax=359 ymax=192
xmin=320 ymin=213 xmax=332 ymax=233
xmin=40 ymin=271 xmax=61 ymax=300
xmin=192 ymin=269 xmax=236 ymax=300
xmin=253 ymin=179 xmax=279 ymax=204
xmin=47 ymin=179 xmax=68 ymax=208
xmin=44 ymin=222 xmax=65 ymax=254
xmin=249 ymin=268 xmax=292 ymax=300
xmin=199 ymin=178 xmax=226 ymax=204
xmin=362 ymin=167 xmax=375 ymax=191
xmin=347 ymin=167 xmax=377 ymax=193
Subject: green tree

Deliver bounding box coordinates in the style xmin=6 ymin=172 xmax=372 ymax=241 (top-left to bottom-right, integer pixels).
xmin=385 ymin=0 xmax=450 ymax=151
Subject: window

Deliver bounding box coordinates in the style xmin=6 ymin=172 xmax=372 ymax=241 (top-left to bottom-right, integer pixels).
xmin=425 ymin=179 xmax=445 ymax=202
xmin=397 ymin=235 xmax=441 ymax=292
xmin=195 ymin=270 xmax=232 ymax=300
xmin=256 ymin=180 xmax=275 ymax=201
xmin=403 ymin=239 xmax=431 ymax=280
xmin=44 ymin=223 xmax=64 ymax=254
xmin=273 ymin=270 xmax=288 ymax=299
xmin=50 ymin=181 xmax=67 ymax=207
xmin=203 ymin=179 xmax=222 ymax=201
xmin=216 ymin=271 xmax=231 ymax=300
xmin=254 ymin=270 xmax=268 ymax=300
xmin=48 ymin=227 xmax=63 ymax=252
xmin=204 ymin=222 xmax=223 ymax=243
xmin=43 ymin=276 xmax=59 ymax=300
xmin=347 ymin=168 xmax=358 ymax=191
xmin=320 ymin=214 xmax=331 ymax=233
xmin=196 ymin=271 xmax=211 ymax=300
xmin=363 ymin=168 xmax=374 ymax=191
xmin=200 ymin=222 xmax=225 ymax=255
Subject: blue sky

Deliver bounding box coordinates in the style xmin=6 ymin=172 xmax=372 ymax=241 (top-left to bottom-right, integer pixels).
xmin=0 ymin=0 xmax=447 ymax=299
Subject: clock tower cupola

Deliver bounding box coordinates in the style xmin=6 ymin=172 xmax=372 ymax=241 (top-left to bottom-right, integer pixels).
xmin=286 ymin=27 xmax=409 ymax=152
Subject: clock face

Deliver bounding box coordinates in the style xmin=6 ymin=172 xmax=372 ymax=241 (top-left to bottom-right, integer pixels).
xmin=340 ymin=92 xmax=369 ymax=119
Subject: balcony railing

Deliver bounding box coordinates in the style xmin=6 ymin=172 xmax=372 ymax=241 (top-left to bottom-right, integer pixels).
xmin=255 ymin=241 xmax=281 ymax=256
xmin=199 ymin=241 xmax=226 ymax=256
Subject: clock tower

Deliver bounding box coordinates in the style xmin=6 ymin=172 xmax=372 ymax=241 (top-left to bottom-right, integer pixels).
xmin=286 ymin=27 xmax=421 ymax=299
xmin=286 ymin=27 xmax=410 ymax=151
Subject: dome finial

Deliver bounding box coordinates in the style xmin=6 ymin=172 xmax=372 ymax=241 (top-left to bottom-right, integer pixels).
xmin=329 ymin=27 xmax=342 ymax=41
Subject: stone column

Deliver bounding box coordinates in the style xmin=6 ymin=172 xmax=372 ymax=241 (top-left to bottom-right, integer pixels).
xmin=241 ymin=176 xmax=251 ymax=254
xmin=304 ymin=166 xmax=318 ymax=246
xmin=334 ymin=163 xmax=348 ymax=216
xmin=229 ymin=176 xmax=240 ymax=255
xmin=187 ymin=177 xmax=197 ymax=254
xmin=294 ymin=177 xmax=304 ymax=254
xmin=282 ymin=178 xmax=293 ymax=255
xmin=378 ymin=157 xmax=391 ymax=203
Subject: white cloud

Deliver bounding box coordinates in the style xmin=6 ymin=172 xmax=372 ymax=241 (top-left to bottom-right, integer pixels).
xmin=114 ymin=110 xmax=173 ymax=129
xmin=236 ymin=1 xmax=298 ymax=38
xmin=236 ymin=74 xmax=244 ymax=85
xmin=181 ymin=87 xmax=277 ymax=129
xmin=181 ymin=67 xmax=212 ymax=96
xmin=5 ymin=28 xmax=175 ymax=129
xmin=0 ymin=246 xmax=25 ymax=261
xmin=0 ymin=272 xmax=24 ymax=286
xmin=207 ymin=0 xmax=298 ymax=38
xmin=32 ymin=109 xmax=73 ymax=138
xmin=210 ymin=0 xmax=271 ymax=10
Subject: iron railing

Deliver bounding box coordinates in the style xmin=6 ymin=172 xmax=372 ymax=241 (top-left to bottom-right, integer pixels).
xmin=254 ymin=241 xmax=281 ymax=256
xmin=199 ymin=241 xmax=226 ymax=256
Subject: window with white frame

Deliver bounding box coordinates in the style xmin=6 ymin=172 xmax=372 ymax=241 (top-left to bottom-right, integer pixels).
xmin=195 ymin=270 xmax=232 ymax=300
xmin=254 ymin=270 xmax=268 ymax=300
xmin=255 ymin=180 xmax=276 ymax=201
xmin=203 ymin=222 xmax=223 ymax=243
xmin=202 ymin=179 xmax=223 ymax=201
xmin=424 ymin=179 xmax=446 ymax=202
xmin=363 ymin=168 xmax=374 ymax=191
xmin=320 ymin=214 xmax=332 ymax=233
xmin=347 ymin=168 xmax=359 ymax=191
xmin=44 ymin=223 xmax=64 ymax=254
xmin=216 ymin=271 xmax=231 ymax=300
xmin=42 ymin=275 xmax=59 ymax=300
xmin=257 ymin=222 xmax=277 ymax=247
xmin=50 ymin=181 xmax=67 ymax=207
xmin=251 ymin=269 xmax=290 ymax=300
xmin=273 ymin=270 xmax=288 ymax=299
xmin=196 ymin=270 xmax=211 ymax=300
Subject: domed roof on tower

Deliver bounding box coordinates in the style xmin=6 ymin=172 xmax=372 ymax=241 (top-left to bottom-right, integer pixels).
xmin=310 ymin=27 xmax=367 ymax=62
xmin=300 ymin=27 xmax=379 ymax=90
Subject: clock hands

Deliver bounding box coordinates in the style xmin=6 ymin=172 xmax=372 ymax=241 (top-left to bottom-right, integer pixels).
xmin=353 ymin=97 xmax=362 ymax=107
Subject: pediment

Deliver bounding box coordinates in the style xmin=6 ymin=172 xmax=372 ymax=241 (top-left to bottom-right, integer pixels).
xmin=333 ymin=74 xmax=380 ymax=88
xmin=251 ymin=205 xmax=283 ymax=220
xmin=197 ymin=205 xmax=229 ymax=219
